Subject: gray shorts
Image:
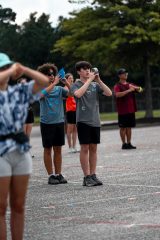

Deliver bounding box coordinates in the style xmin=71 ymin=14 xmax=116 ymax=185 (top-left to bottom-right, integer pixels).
xmin=0 ymin=149 xmax=32 ymax=177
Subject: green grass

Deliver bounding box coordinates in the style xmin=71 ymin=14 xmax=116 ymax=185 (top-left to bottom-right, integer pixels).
xmin=34 ymin=110 xmax=160 ymax=125
xmin=100 ymin=110 xmax=160 ymax=122
xmin=100 ymin=112 xmax=118 ymax=121
xmin=34 ymin=116 xmax=41 ymax=124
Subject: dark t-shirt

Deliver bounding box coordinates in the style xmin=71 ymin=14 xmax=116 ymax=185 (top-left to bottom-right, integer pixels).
xmin=25 ymin=105 xmax=34 ymax=124
xmin=114 ymin=82 xmax=137 ymax=115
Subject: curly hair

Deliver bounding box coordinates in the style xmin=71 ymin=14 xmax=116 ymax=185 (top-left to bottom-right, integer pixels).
xmin=37 ymin=63 xmax=58 ymax=76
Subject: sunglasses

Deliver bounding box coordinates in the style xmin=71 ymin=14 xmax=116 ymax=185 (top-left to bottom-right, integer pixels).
xmin=47 ymin=71 xmax=55 ymax=76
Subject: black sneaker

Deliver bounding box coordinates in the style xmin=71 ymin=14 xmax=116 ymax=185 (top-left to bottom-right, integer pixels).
xmin=122 ymin=143 xmax=129 ymax=149
xmin=56 ymin=174 xmax=68 ymax=184
xmin=127 ymin=143 xmax=136 ymax=149
xmin=91 ymin=174 xmax=103 ymax=186
xmin=83 ymin=175 xmax=97 ymax=187
xmin=48 ymin=175 xmax=59 ymax=185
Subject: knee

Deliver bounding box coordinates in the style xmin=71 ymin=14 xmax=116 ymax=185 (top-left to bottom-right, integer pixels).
xmin=81 ymin=145 xmax=89 ymax=153
xmin=44 ymin=148 xmax=52 ymax=156
xmin=67 ymin=128 xmax=72 ymax=134
xmin=54 ymin=147 xmax=61 ymax=155
xmin=89 ymin=145 xmax=97 ymax=153
xmin=10 ymin=201 xmax=25 ymax=214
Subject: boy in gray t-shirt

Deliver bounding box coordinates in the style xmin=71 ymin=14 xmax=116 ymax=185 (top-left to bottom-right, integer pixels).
xmin=70 ymin=61 xmax=112 ymax=187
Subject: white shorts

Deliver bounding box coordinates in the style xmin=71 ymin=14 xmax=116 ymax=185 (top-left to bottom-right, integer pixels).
xmin=0 ymin=149 xmax=32 ymax=177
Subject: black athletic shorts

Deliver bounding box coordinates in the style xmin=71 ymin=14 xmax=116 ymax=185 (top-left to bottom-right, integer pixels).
xmin=66 ymin=111 xmax=76 ymax=124
xmin=118 ymin=113 xmax=136 ymax=128
xmin=40 ymin=122 xmax=65 ymax=148
xmin=77 ymin=122 xmax=100 ymax=145
xmin=25 ymin=108 xmax=34 ymax=124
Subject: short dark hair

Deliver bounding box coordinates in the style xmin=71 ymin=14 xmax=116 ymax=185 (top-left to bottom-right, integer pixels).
xmin=37 ymin=63 xmax=58 ymax=76
xmin=75 ymin=61 xmax=92 ymax=71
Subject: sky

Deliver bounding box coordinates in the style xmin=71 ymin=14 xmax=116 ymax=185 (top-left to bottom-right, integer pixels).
xmin=1 ymin=0 xmax=91 ymax=26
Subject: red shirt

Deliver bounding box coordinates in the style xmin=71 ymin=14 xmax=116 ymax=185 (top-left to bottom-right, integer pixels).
xmin=114 ymin=82 xmax=137 ymax=115
xmin=66 ymin=96 xmax=76 ymax=112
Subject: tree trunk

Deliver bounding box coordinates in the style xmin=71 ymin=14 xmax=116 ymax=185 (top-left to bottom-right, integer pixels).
xmin=143 ymin=55 xmax=153 ymax=118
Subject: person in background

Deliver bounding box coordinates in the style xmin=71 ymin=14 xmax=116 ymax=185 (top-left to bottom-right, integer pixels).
xmin=65 ymin=73 xmax=78 ymax=153
xmin=0 ymin=53 xmax=49 ymax=240
xmin=18 ymin=78 xmax=35 ymax=157
xmin=38 ymin=63 xmax=70 ymax=185
xmin=114 ymin=68 xmax=143 ymax=150
xmin=24 ymin=104 xmax=34 ymax=141
xmin=70 ymin=61 xmax=112 ymax=187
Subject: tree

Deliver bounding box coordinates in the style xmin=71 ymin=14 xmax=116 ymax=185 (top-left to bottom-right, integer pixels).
xmin=17 ymin=12 xmax=55 ymax=68
xmin=51 ymin=16 xmax=74 ymax=71
xmin=55 ymin=0 xmax=160 ymax=118
xmin=0 ymin=5 xmax=19 ymax=59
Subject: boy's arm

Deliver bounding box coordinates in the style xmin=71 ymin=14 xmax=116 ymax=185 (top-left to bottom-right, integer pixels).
xmin=40 ymin=76 xmax=60 ymax=98
xmin=0 ymin=63 xmax=50 ymax=93
xmin=0 ymin=67 xmax=14 ymax=84
xmin=115 ymin=90 xmax=133 ymax=98
xmin=129 ymin=84 xmax=143 ymax=93
xmin=95 ymin=74 xmax=112 ymax=96
xmin=114 ymin=85 xmax=135 ymax=98
xmin=0 ymin=63 xmax=25 ymax=84
xmin=22 ymin=66 xmax=50 ymax=93
xmin=61 ymin=78 xmax=70 ymax=95
xmin=0 ymin=63 xmax=49 ymax=92
xmin=74 ymin=73 xmax=95 ymax=98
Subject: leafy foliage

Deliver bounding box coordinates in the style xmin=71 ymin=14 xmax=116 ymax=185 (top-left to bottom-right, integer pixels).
xmin=54 ymin=0 xmax=160 ymax=117
xmin=0 ymin=5 xmax=58 ymax=69
xmin=17 ymin=12 xmax=55 ymax=68
xmin=1 ymin=2 xmax=160 ymax=117
xmin=55 ymin=0 xmax=160 ymax=70
xmin=0 ymin=5 xmax=19 ymax=59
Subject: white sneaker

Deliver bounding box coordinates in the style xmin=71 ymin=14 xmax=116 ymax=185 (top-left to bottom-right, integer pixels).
xmin=72 ymin=148 xmax=80 ymax=153
xmin=68 ymin=148 xmax=74 ymax=153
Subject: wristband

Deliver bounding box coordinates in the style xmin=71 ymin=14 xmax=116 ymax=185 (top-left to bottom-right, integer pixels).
xmin=41 ymin=89 xmax=48 ymax=95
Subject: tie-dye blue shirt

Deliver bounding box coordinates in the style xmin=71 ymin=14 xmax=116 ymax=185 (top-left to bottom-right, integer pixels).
xmin=0 ymin=81 xmax=39 ymax=156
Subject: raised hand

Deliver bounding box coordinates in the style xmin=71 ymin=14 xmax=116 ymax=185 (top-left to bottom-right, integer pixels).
xmin=128 ymin=84 xmax=136 ymax=92
xmin=53 ymin=75 xmax=60 ymax=85
xmin=89 ymin=71 xmax=96 ymax=82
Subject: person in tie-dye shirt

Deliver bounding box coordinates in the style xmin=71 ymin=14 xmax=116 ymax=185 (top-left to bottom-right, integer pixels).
xmin=0 ymin=53 xmax=49 ymax=240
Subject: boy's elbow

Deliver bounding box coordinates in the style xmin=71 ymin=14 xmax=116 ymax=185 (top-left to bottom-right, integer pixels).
xmin=75 ymin=93 xmax=81 ymax=98
xmin=104 ymin=91 xmax=112 ymax=96
xmin=74 ymin=91 xmax=81 ymax=98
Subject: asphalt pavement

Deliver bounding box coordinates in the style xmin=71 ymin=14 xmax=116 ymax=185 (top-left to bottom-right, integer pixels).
xmin=18 ymin=125 xmax=160 ymax=240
